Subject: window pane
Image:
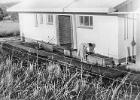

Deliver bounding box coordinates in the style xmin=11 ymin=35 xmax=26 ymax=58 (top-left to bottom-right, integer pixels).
xmin=79 ymin=16 xmax=84 ymax=25
xmin=48 ymin=15 xmax=53 ymax=24
xmin=84 ymin=16 xmax=89 ymax=26
xmin=40 ymin=14 xmax=43 ymax=24
xmin=51 ymin=15 xmax=53 ymax=23
xmin=35 ymin=14 xmax=38 ymax=27
xmin=46 ymin=14 xmax=47 ymax=24
xmin=48 ymin=15 xmax=50 ymax=22
xmin=90 ymin=16 xmax=93 ymax=26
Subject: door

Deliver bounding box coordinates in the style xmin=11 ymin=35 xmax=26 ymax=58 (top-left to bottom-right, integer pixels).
xmin=58 ymin=15 xmax=73 ymax=49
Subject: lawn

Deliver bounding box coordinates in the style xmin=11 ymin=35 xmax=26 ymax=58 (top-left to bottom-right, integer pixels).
xmin=0 ymin=20 xmax=20 ymax=37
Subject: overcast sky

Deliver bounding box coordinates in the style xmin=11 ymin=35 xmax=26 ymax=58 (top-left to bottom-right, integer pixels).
xmin=0 ymin=0 xmax=22 ymax=3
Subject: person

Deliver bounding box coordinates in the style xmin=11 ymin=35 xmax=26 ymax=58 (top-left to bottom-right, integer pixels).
xmin=77 ymin=43 xmax=88 ymax=61
xmin=77 ymin=43 xmax=96 ymax=62
xmin=86 ymin=43 xmax=96 ymax=55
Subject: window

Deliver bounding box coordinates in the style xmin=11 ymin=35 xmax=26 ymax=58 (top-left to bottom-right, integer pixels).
xmin=40 ymin=14 xmax=43 ymax=24
xmin=47 ymin=14 xmax=53 ymax=24
xmin=79 ymin=16 xmax=93 ymax=28
xmin=35 ymin=14 xmax=38 ymax=27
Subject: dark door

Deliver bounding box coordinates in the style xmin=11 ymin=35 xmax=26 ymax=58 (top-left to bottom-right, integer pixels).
xmin=58 ymin=15 xmax=73 ymax=49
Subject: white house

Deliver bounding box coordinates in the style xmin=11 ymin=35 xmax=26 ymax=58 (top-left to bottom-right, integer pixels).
xmin=7 ymin=0 xmax=137 ymax=64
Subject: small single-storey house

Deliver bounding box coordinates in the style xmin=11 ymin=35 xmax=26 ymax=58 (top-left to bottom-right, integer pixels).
xmin=7 ymin=0 xmax=137 ymax=63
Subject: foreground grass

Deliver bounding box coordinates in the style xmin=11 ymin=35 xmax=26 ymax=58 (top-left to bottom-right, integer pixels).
xmin=0 ymin=20 xmax=20 ymax=37
xmin=0 ymin=55 xmax=140 ymax=100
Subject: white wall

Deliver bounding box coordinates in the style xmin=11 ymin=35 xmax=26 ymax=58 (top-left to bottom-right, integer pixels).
xmin=19 ymin=13 xmax=57 ymax=44
xmin=136 ymin=14 xmax=140 ymax=65
xmin=19 ymin=13 xmax=123 ymax=60
xmin=118 ymin=15 xmax=136 ymax=60
xmin=76 ymin=15 xmax=119 ymax=59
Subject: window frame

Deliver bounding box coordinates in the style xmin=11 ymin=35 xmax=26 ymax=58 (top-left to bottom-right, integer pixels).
xmin=46 ymin=14 xmax=53 ymax=25
xmin=79 ymin=15 xmax=93 ymax=29
xmin=40 ymin=14 xmax=43 ymax=24
xmin=34 ymin=14 xmax=38 ymax=27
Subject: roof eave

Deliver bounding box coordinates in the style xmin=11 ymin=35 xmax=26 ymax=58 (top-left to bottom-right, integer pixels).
xmin=7 ymin=7 xmax=110 ymax=14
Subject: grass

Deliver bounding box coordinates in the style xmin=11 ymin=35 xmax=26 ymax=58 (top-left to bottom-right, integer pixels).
xmin=0 ymin=48 xmax=140 ymax=100
xmin=0 ymin=20 xmax=20 ymax=37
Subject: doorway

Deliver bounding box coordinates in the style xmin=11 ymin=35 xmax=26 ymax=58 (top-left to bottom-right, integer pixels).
xmin=58 ymin=15 xmax=73 ymax=49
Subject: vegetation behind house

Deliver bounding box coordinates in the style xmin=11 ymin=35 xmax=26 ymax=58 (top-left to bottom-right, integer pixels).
xmin=0 ymin=2 xmax=20 ymax=37
xmin=0 ymin=2 xmax=19 ymax=21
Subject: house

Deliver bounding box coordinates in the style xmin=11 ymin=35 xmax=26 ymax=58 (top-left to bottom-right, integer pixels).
xmin=7 ymin=0 xmax=138 ymax=64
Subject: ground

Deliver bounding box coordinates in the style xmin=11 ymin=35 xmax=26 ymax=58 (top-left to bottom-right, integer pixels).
xmin=0 ymin=40 xmax=140 ymax=100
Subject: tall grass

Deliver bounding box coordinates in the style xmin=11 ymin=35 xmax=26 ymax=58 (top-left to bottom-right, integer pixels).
xmin=0 ymin=55 xmax=139 ymax=100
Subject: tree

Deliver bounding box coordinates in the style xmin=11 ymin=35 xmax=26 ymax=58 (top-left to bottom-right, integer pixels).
xmin=0 ymin=8 xmax=4 ymax=21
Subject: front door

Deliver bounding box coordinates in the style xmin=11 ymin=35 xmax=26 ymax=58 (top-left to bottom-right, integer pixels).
xmin=58 ymin=15 xmax=73 ymax=49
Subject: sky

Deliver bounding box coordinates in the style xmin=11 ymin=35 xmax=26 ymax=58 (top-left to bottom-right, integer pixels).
xmin=0 ymin=0 xmax=23 ymax=3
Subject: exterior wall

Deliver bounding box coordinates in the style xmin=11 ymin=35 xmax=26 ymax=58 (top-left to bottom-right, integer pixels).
xmin=75 ymin=15 xmax=119 ymax=59
xmin=136 ymin=14 xmax=140 ymax=65
xmin=19 ymin=13 xmax=120 ymax=60
xmin=116 ymin=0 xmax=138 ymax=63
xmin=118 ymin=15 xmax=136 ymax=62
xmin=19 ymin=13 xmax=57 ymax=44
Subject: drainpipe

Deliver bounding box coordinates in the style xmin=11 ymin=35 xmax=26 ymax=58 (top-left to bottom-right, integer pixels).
xmin=73 ymin=14 xmax=78 ymax=49
xmin=131 ymin=14 xmax=136 ymax=59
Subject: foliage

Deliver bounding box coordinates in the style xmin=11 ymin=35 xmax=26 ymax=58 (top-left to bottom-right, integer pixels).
xmin=0 ymin=8 xmax=4 ymax=21
xmin=0 ymin=55 xmax=140 ymax=100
